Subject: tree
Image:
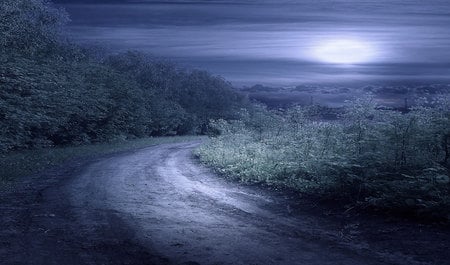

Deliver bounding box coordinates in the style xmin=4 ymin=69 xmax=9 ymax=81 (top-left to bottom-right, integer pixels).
xmin=0 ymin=0 xmax=68 ymax=56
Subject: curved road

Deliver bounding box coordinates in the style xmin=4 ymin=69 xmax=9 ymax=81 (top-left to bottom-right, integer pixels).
xmin=1 ymin=141 xmax=448 ymax=265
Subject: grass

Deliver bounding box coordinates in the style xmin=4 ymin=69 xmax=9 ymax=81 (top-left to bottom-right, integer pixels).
xmin=0 ymin=136 xmax=201 ymax=183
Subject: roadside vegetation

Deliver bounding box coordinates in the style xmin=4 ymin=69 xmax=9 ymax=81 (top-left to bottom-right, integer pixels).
xmin=196 ymin=96 xmax=450 ymax=221
xmin=0 ymin=0 xmax=246 ymax=153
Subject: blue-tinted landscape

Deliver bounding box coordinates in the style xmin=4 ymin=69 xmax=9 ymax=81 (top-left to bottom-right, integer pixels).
xmin=1 ymin=1 xmax=449 ymax=265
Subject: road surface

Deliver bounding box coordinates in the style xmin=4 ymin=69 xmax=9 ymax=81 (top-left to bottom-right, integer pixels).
xmin=1 ymin=140 xmax=448 ymax=264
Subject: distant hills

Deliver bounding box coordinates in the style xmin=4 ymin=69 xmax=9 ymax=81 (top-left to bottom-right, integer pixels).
xmin=239 ymin=84 xmax=450 ymax=108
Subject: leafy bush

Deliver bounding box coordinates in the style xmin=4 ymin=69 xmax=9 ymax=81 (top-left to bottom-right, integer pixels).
xmin=196 ymin=96 xmax=450 ymax=220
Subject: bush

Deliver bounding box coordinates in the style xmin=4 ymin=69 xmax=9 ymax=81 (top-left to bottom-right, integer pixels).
xmin=196 ymin=95 xmax=450 ymax=220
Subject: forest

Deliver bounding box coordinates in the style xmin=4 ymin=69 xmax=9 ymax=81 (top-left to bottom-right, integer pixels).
xmin=0 ymin=0 xmax=246 ymax=152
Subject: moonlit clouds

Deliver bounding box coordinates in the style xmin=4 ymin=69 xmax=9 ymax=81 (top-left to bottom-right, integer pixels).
xmin=57 ymin=0 xmax=450 ymax=86
xmin=309 ymin=39 xmax=378 ymax=64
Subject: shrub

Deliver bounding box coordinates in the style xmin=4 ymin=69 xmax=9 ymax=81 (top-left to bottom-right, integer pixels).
xmin=196 ymin=95 xmax=450 ymax=220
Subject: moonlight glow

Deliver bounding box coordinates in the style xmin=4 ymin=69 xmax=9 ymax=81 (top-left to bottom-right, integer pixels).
xmin=312 ymin=39 xmax=376 ymax=64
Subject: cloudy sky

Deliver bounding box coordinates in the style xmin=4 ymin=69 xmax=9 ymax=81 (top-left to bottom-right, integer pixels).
xmin=55 ymin=0 xmax=450 ymax=87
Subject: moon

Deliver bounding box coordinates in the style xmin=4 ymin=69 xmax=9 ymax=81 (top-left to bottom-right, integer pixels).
xmin=312 ymin=39 xmax=376 ymax=64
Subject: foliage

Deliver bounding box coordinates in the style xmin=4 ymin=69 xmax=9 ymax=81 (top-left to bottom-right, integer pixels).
xmin=0 ymin=0 xmax=68 ymax=56
xmin=0 ymin=0 xmax=246 ymax=152
xmin=105 ymin=52 xmax=247 ymax=134
xmin=196 ymin=96 xmax=450 ymax=221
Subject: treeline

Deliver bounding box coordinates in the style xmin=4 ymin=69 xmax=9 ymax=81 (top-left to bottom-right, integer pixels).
xmin=197 ymin=97 xmax=450 ymax=220
xmin=0 ymin=0 xmax=246 ymax=152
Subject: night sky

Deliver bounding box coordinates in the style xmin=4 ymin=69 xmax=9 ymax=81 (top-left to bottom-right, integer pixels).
xmin=54 ymin=0 xmax=450 ymax=87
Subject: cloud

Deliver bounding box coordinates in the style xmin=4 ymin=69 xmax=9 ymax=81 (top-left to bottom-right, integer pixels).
xmin=59 ymin=0 xmax=450 ymax=86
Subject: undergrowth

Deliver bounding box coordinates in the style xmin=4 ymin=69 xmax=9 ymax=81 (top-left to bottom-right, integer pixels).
xmin=196 ymin=96 xmax=450 ymax=222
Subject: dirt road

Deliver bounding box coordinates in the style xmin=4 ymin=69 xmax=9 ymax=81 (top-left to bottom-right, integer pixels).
xmin=1 ymin=141 xmax=448 ymax=264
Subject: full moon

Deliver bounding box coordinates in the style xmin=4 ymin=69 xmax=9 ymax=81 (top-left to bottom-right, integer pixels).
xmin=312 ymin=39 xmax=376 ymax=64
